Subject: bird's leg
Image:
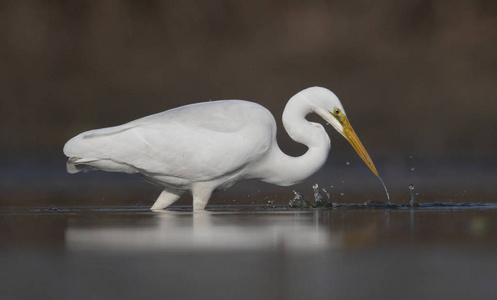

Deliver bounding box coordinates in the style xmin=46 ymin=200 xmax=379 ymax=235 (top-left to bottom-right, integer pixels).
xmin=150 ymin=189 xmax=183 ymax=210
xmin=192 ymin=183 xmax=215 ymax=211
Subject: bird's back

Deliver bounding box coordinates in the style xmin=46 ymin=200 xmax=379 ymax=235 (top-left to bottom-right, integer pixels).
xmin=64 ymin=100 xmax=276 ymax=189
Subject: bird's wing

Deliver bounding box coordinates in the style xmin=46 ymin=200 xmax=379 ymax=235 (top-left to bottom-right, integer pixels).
xmin=64 ymin=100 xmax=275 ymax=182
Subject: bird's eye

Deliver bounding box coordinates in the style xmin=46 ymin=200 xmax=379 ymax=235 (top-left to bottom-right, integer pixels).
xmin=334 ymin=108 xmax=341 ymax=115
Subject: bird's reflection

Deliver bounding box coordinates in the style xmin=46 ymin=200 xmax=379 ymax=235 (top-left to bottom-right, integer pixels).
xmin=65 ymin=210 xmax=340 ymax=252
xmin=4 ymin=207 xmax=495 ymax=251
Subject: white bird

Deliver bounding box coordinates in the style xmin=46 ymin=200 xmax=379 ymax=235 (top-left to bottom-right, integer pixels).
xmin=64 ymin=87 xmax=381 ymax=210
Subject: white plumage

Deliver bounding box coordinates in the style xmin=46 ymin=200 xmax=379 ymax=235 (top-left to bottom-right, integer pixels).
xmin=64 ymin=87 xmax=380 ymax=210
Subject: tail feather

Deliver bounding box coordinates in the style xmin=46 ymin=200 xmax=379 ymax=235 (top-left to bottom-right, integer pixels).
xmin=66 ymin=156 xmax=137 ymax=174
xmin=66 ymin=157 xmax=97 ymax=174
xmin=63 ymin=124 xmax=139 ymax=174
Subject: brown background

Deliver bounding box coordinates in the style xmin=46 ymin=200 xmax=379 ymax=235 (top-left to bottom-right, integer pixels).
xmin=1 ymin=0 xmax=496 ymax=203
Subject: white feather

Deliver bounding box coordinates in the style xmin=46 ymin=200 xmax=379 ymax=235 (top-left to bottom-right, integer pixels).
xmin=64 ymin=87 xmax=379 ymax=210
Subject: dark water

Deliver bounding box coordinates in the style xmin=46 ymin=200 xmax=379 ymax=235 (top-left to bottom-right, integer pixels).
xmin=2 ymin=203 xmax=497 ymax=300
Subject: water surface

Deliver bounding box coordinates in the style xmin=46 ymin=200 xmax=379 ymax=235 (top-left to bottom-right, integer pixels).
xmin=2 ymin=203 xmax=497 ymax=300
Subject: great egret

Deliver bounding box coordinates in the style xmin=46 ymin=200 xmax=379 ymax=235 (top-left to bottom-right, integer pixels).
xmin=64 ymin=87 xmax=382 ymax=210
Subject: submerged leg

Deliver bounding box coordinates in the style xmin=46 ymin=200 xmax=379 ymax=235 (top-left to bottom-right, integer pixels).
xmin=192 ymin=183 xmax=215 ymax=211
xmin=150 ymin=189 xmax=183 ymax=210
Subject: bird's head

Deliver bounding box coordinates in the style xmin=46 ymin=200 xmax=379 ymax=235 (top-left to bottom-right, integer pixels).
xmin=307 ymin=87 xmax=379 ymax=178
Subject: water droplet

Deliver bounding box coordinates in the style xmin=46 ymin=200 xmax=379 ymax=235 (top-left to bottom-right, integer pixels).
xmin=340 ymin=192 xmax=344 ymax=196
xmin=346 ymin=161 xmax=350 ymax=165
xmin=409 ymin=155 xmax=413 ymax=159
xmin=409 ymin=184 xmax=414 ymax=191
xmin=411 ymin=167 xmax=415 ymax=171
xmin=330 ymin=185 xmax=334 ymax=189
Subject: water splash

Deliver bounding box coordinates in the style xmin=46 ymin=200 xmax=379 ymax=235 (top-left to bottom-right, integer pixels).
xmin=312 ymin=184 xmax=327 ymax=207
xmin=378 ymin=176 xmax=390 ymax=203
xmin=288 ymin=190 xmax=311 ymax=209
xmin=321 ymin=188 xmax=330 ymax=202
xmin=407 ymin=184 xmax=419 ymax=207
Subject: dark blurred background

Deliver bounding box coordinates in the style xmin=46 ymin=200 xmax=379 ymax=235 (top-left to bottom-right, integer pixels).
xmin=1 ymin=0 xmax=497 ymax=206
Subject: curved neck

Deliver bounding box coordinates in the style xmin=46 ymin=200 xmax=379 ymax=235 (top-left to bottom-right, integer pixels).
xmin=256 ymin=95 xmax=331 ymax=186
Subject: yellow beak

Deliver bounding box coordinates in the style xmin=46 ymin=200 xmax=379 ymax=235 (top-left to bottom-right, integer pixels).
xmin=341 ymin=116 xmax=379 ymax=178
